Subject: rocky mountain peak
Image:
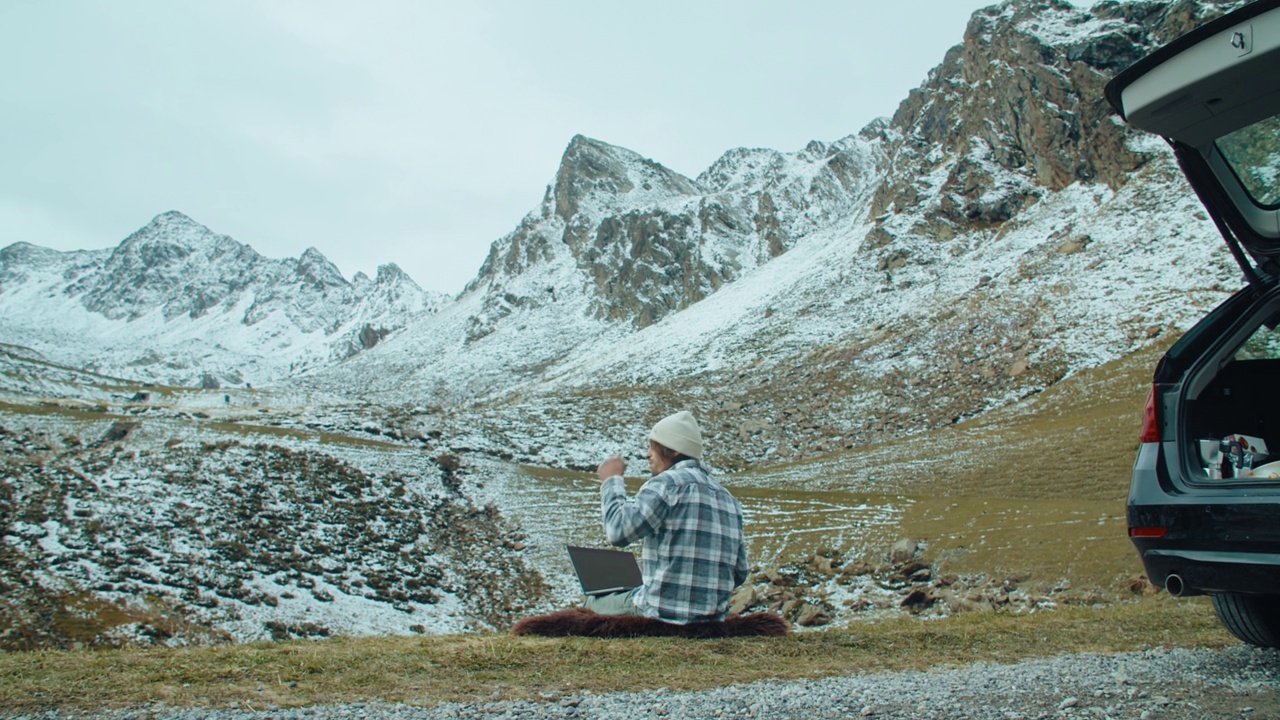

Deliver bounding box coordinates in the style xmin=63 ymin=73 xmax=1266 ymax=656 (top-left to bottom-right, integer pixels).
xmin=133 ymin=210 xmax=209 ymax=240
xmin=0 ymin=242 xmax=68 ymax=286
xmin=373 ymin=262 xmax=411 ymax=285
xmin=461 ymin=128 xmax=881 ymax=344
xmin=294 ymin=246 xmax=347 ymax=292
xmin=859 ymin=0 xmax=1244 ymax=261
xmin=72 ymin=212 xmax=263 ymax=322
xmin=551 ymin=134 xmax=702 ymax=224
xmin=116 ymin=211 xmax=228 ymax=259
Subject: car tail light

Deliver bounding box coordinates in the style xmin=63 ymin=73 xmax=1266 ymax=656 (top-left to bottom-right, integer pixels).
xmin=1129 ymin=526 xmax=1167 ymax=538
xmin=1139 ymin=385 xmax=1160 ymax=443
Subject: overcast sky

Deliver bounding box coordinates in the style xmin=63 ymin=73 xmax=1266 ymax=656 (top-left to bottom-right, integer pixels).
xmin=1 ymin=0 xmax=1092 ymax=295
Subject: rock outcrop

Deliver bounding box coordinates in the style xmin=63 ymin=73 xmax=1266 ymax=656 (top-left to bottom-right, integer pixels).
xmin=466 ymin=134 xmax=877 ymax=332
xmin=730 ymin=544 xmax=1124 ymax=628
xmin=863 ymin=0 xmax=1242 ymax=259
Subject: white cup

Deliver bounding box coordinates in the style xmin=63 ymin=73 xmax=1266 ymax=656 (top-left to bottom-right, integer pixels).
xmin=1198 ymin=439 xmax=1222 ymax=468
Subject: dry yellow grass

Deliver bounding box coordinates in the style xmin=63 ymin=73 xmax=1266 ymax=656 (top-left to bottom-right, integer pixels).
xmin=727 ymin=340 xmax=1172 ymax=590
xmin=739 ymin=338 xmax=1167 ymax=500
xmin=0 ymin=600 xmax=1233 ymax=712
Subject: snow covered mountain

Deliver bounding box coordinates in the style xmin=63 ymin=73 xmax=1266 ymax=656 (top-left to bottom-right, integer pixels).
xmin=0 ymin=211 xmax=448 ymax=387
xmin=310 ymin=0 xmax=1245 ymax=469
xmin=464 ymin=133 xmax=872 ymax=333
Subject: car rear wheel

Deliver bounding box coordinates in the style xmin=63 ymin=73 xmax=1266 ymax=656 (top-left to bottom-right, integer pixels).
xmin=1211 ymin=592 xmax=1280 ymax=648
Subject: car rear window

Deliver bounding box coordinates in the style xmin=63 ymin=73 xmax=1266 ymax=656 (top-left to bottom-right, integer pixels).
xmin=1217 ymin=114 xmax=1280 ymax=208
xmin=1234 ymin=316 xmax=1280 ymax=361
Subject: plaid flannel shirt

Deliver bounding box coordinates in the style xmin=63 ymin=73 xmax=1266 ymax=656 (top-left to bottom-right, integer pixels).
xmin=600 ymin=459 xmax=748 ymax=624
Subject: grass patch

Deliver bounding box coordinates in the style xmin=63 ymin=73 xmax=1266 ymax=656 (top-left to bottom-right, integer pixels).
xmin=723 ymin=341 xmax=1173 ymax=590
xmin=738 ymin=339 xmax=1169 ymax=501
xmin=0 ymin=335 xmax=1221 ymax=713
xmin=0 ymin=396 xmax=406 ymax=453
xmin=0 ymin=345 xmax=137 ymax=387
xmin=498 ymin=343 xmax=1159 ymax=589
xmin=901 ymin=495 xmax=1133 ymax=587
xmin=0 ymin=599 xmax=1232 ymax=712
xmin=0 ymin=400 xmax=117 ymax=422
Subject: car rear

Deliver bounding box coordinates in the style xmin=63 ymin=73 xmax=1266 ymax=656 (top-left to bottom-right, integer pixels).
xmin=1108 ymin=0 xmax=1280 ymax=647
xmin=1128 ymin=283 xmax=1280 ymax=594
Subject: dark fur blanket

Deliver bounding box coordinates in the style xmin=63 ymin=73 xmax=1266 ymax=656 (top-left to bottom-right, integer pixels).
xmin=511 ymin=607 xmax=788 ymax=638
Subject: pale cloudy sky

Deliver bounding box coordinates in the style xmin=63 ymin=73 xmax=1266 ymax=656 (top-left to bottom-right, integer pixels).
xmin=1 ymin=0 xmax=1092 ymax=294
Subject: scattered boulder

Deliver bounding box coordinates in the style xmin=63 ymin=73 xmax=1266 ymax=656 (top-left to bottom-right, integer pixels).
xmin=1054 ymin=235 xmax=1091 ymax=255
xmin=758 ymin=567 xmax=798 ymax=587
xmin=727 ymin=537 xmax=1133 ymax=629
xmin=838 ymin=559 xmax=874 ymax=582
xmin=436 ymin=451 xmax=463 ymax=493
xmin=1127 ymin=576 xmax=1160 ymax=596
xmin=889 ymin=538 xmax=919 ymax=564
xmin=891 ymin=561 xmax=929 ymax=583
xmin=796 ymin=602 xmax=833 ymax=627
xmin=102 ymin=421 xmax=141 ymax=443
xmin=807 ymin=553 xmax=835 ymax=574
xmin=900 ymin=587 xmax=935 ymax=610
xmin=358 ymin=324 xmax=391 ymax=350
xmin=728 ymin=585 xmax=757 ymax=616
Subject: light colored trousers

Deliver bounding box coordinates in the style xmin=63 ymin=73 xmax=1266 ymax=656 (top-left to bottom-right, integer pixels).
xmin=583 ymin=588 xmax=640 ymax=615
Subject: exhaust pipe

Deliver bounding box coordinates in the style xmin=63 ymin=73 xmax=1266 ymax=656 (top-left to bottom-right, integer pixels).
xmin=1165 ymin=573 xmax=1185 ymax=597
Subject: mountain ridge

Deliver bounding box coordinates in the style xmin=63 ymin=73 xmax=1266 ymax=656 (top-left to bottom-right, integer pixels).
xmin=306 ymin=0 xmax=1243 ymax=470
xmin=0 ymin=210 xmax=448 ymax=387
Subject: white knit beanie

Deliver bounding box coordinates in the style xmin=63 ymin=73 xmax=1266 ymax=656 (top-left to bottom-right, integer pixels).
xmin=650 ymin=410 xmax=703 ymax=459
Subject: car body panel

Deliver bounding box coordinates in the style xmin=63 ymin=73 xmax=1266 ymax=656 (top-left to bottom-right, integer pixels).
xmin=1112 ymin=3 xmax=1280 ymax=150
xmin=1127 ymin=282 xmax=1280 ymax=596
xmin=1106 ymin=1 xmax=1280 ymax=607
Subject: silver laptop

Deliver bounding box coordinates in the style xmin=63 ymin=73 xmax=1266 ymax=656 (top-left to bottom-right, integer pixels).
xmin=566 ymin=545 xmax=642 ymax=596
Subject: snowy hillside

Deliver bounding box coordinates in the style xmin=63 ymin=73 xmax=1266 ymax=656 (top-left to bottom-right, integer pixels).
xmin=311 ymin=0 xmax=1245 ymax=470
xmin=0 ymin=3 xmax=1246 ymax=458
xmin=299 ymin=134 xmax=878 ymax=407
xmin=0 ymin=211 xmax=448 ymax=388
xmin=0 ymin=376 xmax=548 ymax=647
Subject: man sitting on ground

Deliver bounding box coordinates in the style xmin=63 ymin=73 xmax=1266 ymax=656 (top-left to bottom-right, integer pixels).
xmin=589 ymin=410 xmax=748 ymax=624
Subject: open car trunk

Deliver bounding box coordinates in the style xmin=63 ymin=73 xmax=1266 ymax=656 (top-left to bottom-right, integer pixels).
xmin=1109 ymin=0 xmax=1280 ymax=645
xmin=1176 ymin=286 xmax=1280 ymax=484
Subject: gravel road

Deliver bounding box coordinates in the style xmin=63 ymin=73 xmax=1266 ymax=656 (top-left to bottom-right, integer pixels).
xmin=8 ymin=645 xmax=1279 ymax=720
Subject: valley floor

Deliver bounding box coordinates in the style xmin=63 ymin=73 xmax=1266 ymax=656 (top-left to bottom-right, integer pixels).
xmin=4 ymin=339 xmax=1279 ymax=717
xmin=0 ymin=335 xmax=1166 ymax=646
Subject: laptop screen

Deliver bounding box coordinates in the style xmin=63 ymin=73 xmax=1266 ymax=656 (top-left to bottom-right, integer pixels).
xmin=566 ymin=545 xmax=642 ymax=595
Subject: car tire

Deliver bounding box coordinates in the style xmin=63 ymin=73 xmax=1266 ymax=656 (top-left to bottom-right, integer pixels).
xmin=1211 ymin=592 xmax=1280 ymax=648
